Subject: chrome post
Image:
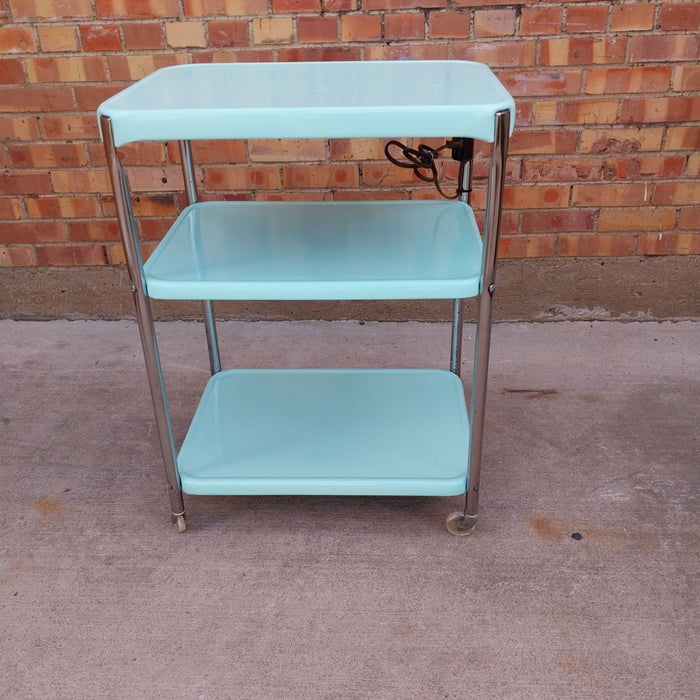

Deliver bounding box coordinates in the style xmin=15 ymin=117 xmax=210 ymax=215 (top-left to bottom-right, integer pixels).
xmin=450 ymin=299 xmax=463 ymax=375
xmin=449 ymin=141 xmax=473 ymax=376
xmin=179 ymin=140 xmax=221 ymax=375
xmin=460 ymin=110 xmax=510 ymax=532
xmin=101 ymin=115 xmax=185 ymax=522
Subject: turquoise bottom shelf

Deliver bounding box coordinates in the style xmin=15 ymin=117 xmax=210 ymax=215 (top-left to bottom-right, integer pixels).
xmin=178 ymin=368 xmax=470 ymax=496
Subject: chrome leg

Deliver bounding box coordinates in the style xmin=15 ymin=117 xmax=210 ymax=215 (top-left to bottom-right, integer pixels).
xmin=448 ymin=110 xmax=510 ymax=535
xmin=202 ymin=299 xmax=221 ymax=374
xmin=179 ymin=140 xmax=221 ymax=375
xmin=101 ymin=116 xmax=185 ymax=527
xmin=450 ymin=298 xmax=463 ymax=375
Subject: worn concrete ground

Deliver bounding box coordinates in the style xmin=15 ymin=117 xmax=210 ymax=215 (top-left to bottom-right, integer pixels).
xmin=1 ymin=319 xmax=698 ymax=699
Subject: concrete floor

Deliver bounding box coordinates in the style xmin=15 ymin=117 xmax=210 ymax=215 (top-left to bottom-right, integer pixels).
xmin=1 ymin=319 xmax=698 ymax=699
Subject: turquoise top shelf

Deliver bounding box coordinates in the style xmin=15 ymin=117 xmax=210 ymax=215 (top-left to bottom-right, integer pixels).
xmin=98 ymin=60 xmax=515 ymax=146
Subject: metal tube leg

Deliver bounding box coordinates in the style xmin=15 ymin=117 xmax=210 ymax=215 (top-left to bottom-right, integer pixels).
xmin=446 ymin=110 xmax=510 ymax=536
xmin=450 ymin=298 xmax=464 ymax=375
xmin=202 ymin=299 xmax=221 ymax=374
xmin=101 ymin=115 xmax=186 ymax=530
xmin=179 ymin=140 xmax=221 ymax=375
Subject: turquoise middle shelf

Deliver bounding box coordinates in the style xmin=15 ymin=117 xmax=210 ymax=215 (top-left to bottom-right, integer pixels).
xmin=143 ymin=200 xmax=484 ymax=300
xmin=177 ymin=368 xmax=470 ymax=496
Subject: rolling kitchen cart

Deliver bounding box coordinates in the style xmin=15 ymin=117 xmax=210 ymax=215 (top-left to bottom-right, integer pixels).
xmin=98 ymin=61 xmax=514 ymax=534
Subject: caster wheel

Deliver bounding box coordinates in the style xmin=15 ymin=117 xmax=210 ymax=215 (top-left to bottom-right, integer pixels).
xmin=446 ymin=511 xmax=477 ymax=536
xmin=174 ymin=514 xmax=187 ymax=534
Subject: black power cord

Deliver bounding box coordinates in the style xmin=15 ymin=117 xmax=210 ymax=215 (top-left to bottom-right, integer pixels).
xmin=384 ymin=137 xmax=474 ymax=200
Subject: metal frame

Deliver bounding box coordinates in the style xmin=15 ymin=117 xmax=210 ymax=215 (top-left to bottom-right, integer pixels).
xmin=100 ymin=105 xmax=510 ymax=535
xmin=101 ymin=115 xmax=185 ymax=527
xmin=178 ymin=140 xmax=222 ymax=376
xmin=450 ymin=109 xmax=511 ymax=534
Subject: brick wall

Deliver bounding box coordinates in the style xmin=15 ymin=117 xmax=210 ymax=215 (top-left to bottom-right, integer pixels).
xmin=1 ymin=0 xmax=699 ymax=269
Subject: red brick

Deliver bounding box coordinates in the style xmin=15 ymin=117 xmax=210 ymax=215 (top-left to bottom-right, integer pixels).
xmin=37 ymin=25 xmax=79 ymax=52
xmin=0 ymin=197 xmax=24 ymax=220
xmin=25 ymin=196 xmax=100 ymax=219
xmin=364 ymin=43 xmax=447 ymax=60
xmin=139 ymin=219 xmax=172 ymax=240
xmin=504 ymin=185 xmax=569 ymax=209
xmin=521 ymin=210 xmax=596 ymax=234
xmin=329 ymin=138 xmax=390 ymax=161
xmin=183 ymin=0 xmax=268 ymax=15
xmin=10 ymin=0 xmax=93 ymax=20
xmin=95 ymin=0 xmax=180 ymax=18
xmin=620 ymin=97 xmax=700 ymax=125
xmin=9 ymin=144 xmax=87 ymax=168
xmin=585 ymin=67 xmax=671 ymax=95
xmin=598 ymin=208 xmax=676 ymax=233
xmin=80 ymin=24 xmax=122 ymax=52
xmin=637 ymin=233 xmax=700 ymax=255
xmin=474 ymin=9 xmax=516 ymax=37
xmin=610 ymin=4 xmax=654 ymax=31
xmin=51 ymin=169 xmax=112 ymax=194
xmin=273 ymin=0 xmax=320 ymax=9
xmin=322 ymin=0 xmax=354 ymax=9
xmin=205 ymin=165 xmax=281 ymax=191
xmin=39 ymin=115 xmax=100 ymax=140
xmin=452 ymin=40 xmax=536 ymax=68
xmin=341 ymin=14 xmax=382 ymax=42
xmin=499 ymin=71 xmax=581 ymax=98
xmin=580 ymin=127 xmax=664 ymax=154
xmin=652 ymin=182 xmax=699 ymax=206
xmin=362 ymin=162 xmax=425 ymax=187
xmin=1 ymin=171 xmax=52 ymax=195
xmin=252 ymin=17 xmax=294 ymax=44
xmin=278 ymin=46 xmax=361 ymax=62
xmin=297 ymin=16 xmax=338 ymax=44
xmin=673 ymin=65 xmax=700 ymax=92
xmin=0 ymin=26 xmax=37 ymax=53
xmin=208 ymin=20 xmax=248 ymax=47
xmin=453 ymin=0 xmax=519 ymax=5
xmin=384 ymin=13 xmax=424 ymax=41
xmin=509 ymin=130 xmax=577 ymax=155
xmin=540 ymin=37 xmax=626 ymax=66
xmin=628 ymin=34 xmax=699 ymax=62
xmin=498 ymin=236 xmax=555 ymax=259
xmin=25 ymin=56 xmax=107 ymax=83
xmin=73 ymin=84 xmax=125 ymax=111
xmin=678 ymin=209 xmax=699 ymax=230
xmin=522 ymin=158 xmax=602 ymax=182
xmin=0 ymin=58 xmax=25 ymax=84
xmin=365 ymin=0 xmax=444 ymax=9
xmin=658 ymin=3 xmax=700 ymax=31
xmin=429 ymin=12 xmax=470 ymax=39
xmin=559 ymin=234 xmax=635 ymax=257
xmin=0 ymin=246 xmax=37 ymax=267
xmin=665 ymin=126 xmax=700 ymax=151
xmin=187 ymin=140 xmax=246 ymax=164
xmin=106 ymin=54 xmax=187 ymax=81
xmin=572 ymin=183 xmax=650 ymax=207
xmin=535 ymin=99 xmax=618 ymax=126
xmin=122 ymin=23 xmax=165 ymax=51
xmin=36 ymin=244 xmax=108 ymax=266
xmin=602 ymin=155 xmax=685 ymax=180
xmin=66 ymin=220 xmax=121 ymax=242
xmin=248 ymin=139 xmax=325 ymax=163
xmin=0 ymin=116 xmax=41 ymax=141
xmin=520 ymin=7 xmax=562 ymax=36
xmin=566 ymin=5 xmax=609 ymax=33
xmin=282 ymin=164 xmax=359 ymax=188
xmin=687 ymin=155 xmax=700 ymax=180
xmin=4 ymin=220 xmax=66 ymax=243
